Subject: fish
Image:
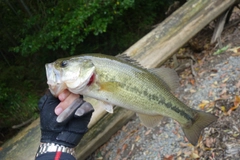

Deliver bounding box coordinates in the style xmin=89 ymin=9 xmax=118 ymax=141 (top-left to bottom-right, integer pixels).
xmin=45 ymin=53 xmax=218 ymax=145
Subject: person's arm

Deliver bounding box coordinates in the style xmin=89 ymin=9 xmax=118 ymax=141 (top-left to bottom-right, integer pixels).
xmin=35 ymin=90 xmax=94 ymax=160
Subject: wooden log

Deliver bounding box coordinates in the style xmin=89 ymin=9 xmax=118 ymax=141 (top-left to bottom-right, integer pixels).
xmin=0 ymin=0 xmax=237 ymax=159
xmin=123 ymin=0 xmax=237 ymax=68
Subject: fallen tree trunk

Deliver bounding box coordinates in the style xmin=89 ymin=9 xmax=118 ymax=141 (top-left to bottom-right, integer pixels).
xmin=123 ymin=0 xmax=238 ymax=68
xmin=0 ymin=0 xmax=237 ymax=159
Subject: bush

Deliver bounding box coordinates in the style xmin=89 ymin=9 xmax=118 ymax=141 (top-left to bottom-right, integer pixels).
xmin=8 ymin=0 xmax=179 ymax=56
xmin=12 ymin=0 xmax=135 ymax=55
xmin=0 ymin=60 xmax=40 ymax=128
xmin=0 ymin=83 xmax=38 ymax=128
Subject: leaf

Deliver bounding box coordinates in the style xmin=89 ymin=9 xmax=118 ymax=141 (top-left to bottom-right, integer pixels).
xmin=236 ymin=80 xmax=240 ymax=88
xmin=145 ymin=129 xmax=151 ymax=135
xmin=221 ymin=106 xmax=227 ymax=113
xmin=225 ymin=96 xmax=240 ymax=115
xmin=222 ymin=77 xmax=229 ymax=83
xmin=122 ymin=144 xmax=128 ymax=151
xmin=191 ymin=152 xmax=200 ymax=159
xmin=220 ymin=88 xmax=227 ymax=95
xmin=163 ymin=155 xmax=174 ymax=160
xmin=190 ymin=78 xmax=195 ymax=85
xmin=234 ymin=95 xmax=240 ymax=108
xmin=135 ymin=135 xmax=141 ymax=142
xmin=213 ymin=45 xmax=229 ymax=55
xmin=198 ymin=100 xmax=209 ymax=109
xmin=228 ymin=46 xmax=240 ymax=55
xmin=205 ymin=137 xmax=215 ymax=148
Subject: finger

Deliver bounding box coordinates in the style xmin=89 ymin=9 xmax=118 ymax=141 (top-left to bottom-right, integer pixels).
xmin=55 ymin=93 xmax=79 ymax=115
xmin=58 ymin=89 xmax=71 ymax=101
xmin=56 ymin=98 xmax=83 ymax=123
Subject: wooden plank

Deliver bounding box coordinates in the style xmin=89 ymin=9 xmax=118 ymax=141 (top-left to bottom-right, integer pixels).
xmin=0 ymin=119 xmax=40 ymax=160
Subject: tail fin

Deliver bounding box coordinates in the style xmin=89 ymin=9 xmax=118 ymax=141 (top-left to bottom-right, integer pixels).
xmin=182 ymin=111 xmax=218 ymax=146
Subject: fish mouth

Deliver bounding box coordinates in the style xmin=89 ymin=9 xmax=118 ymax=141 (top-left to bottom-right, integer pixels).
xmin=45 ymin=62 xmax=95 ymax=96
xmin=45 ymin=63 xmax=67 ymax=96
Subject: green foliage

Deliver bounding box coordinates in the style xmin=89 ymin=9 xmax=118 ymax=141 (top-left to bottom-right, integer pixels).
xmin=0 ymin=83 xmax=38 ymax=128
xmin=8 ymin=0 xmax=179 ymax=56
xmin=0 ymin=58 xmax=42 ymax=128
xmin=12 ymin=0 xmax=135 ymax=55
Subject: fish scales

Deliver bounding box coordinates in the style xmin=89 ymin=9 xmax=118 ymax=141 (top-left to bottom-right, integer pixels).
xmin=81 ymin=55 xmax=195 ymax=124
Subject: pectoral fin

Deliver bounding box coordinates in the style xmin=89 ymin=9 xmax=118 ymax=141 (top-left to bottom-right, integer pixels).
xmin=98 ymin=100 xmax=114 ymax=113
xmin=137 ymin=113 xmax=164 ymax=127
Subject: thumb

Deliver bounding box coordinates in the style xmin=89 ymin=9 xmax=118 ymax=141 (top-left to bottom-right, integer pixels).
xmin=75 ymin=102 xmax=94 ymax=117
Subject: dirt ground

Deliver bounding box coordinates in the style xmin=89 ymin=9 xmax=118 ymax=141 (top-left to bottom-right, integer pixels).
xmin=86 ymin=7 xmax=240 ymax=160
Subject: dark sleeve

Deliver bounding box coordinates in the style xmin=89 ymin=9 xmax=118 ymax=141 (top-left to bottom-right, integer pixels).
xmin=36 ymin=152 xmax=76 ymax=160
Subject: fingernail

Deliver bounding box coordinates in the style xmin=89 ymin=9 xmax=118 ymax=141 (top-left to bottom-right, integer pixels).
xmin=75 ymin=108 xmax=84 ymax=117
xmin=55 ymin=107 xmax=63 ymax=115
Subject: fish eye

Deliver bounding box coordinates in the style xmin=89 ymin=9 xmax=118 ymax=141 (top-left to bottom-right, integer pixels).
xmin=60 ymin=60 xmax=68 ymax=68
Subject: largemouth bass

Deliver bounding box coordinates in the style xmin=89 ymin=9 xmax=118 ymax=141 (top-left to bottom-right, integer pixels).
xmin=45 ymin=53 xmax=217 ymax=145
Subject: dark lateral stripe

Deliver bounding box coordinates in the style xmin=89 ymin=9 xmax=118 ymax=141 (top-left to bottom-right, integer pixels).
xmin=118 ymin=81 xmax=193 ymax=121
xmin=159 ymin=100 xmax=193 ymax=121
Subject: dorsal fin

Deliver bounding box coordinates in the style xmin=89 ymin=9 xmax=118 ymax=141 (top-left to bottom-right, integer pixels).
xmin=149 ymin=67 xmax=180 ymax=92
xmin=116 ymin=54 xmax=143 ymax=68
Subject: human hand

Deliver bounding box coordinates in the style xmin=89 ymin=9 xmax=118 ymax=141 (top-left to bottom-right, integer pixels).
xmin=38 ymin=90 xmax=94 ymax=148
